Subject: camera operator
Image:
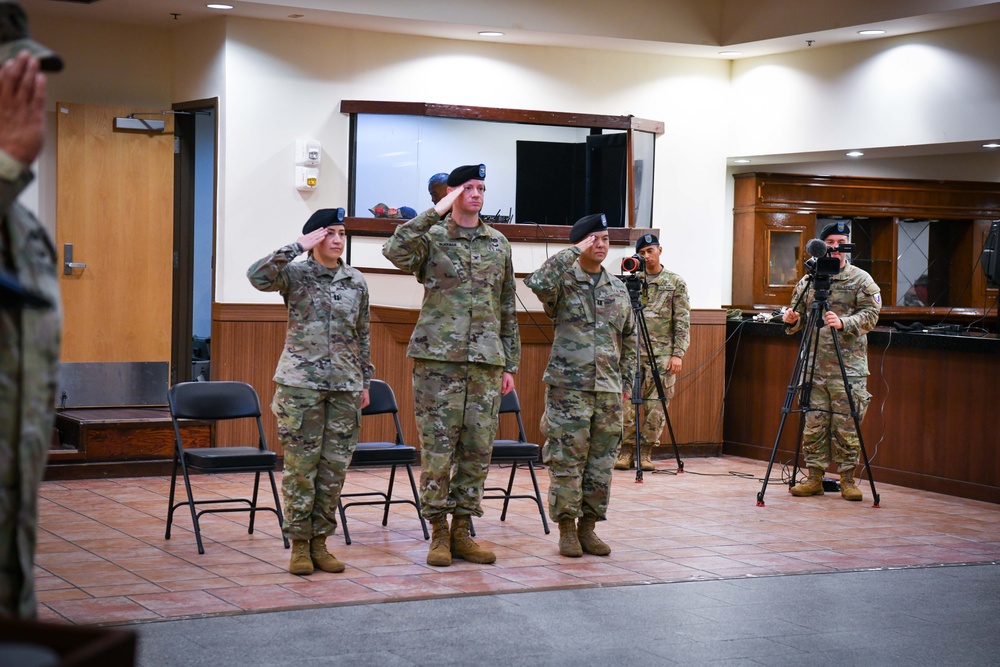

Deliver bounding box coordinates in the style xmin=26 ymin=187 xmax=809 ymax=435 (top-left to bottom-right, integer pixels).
xmin=616 ymin=234 xmax=690 ymax=471
xmin=781 ymin=221 xmax=881 ymax=501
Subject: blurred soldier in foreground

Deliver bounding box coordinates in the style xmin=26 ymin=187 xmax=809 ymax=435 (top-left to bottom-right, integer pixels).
xmin=383 ymin=164 xmax=520 ymax=567
xmin=781 ymin=221 xmax=881 ymax=501
xmin=248 ymin=208 xmax=373 ymax=575
xmin=525 ymin=214 xmax=636 ymax=557
xmin=618 ymin=233 xmax=690 ymax=471
xmin=0 ymin=1 xmax=63 ymax=618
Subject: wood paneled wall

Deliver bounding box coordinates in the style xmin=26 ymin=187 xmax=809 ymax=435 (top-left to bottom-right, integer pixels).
xmin=213 ymin=303 xmax=727 ymax=455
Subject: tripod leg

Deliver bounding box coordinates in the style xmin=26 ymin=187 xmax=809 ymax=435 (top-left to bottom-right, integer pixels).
xmin=829 ymin=330 xmax=881 ymax=507
xmin=636 ymin=308 xmax=683 ymax=472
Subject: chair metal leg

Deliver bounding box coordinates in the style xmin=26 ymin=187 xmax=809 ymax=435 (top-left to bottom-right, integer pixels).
xmin=268 ymin=470 xmax=289 ymax=549
xmin=499 ymin=463 xmax=518 ymax=521
xmin=405 ymin=464 xmax=430 ymax=540
xmin=165 ymin=456 xmax=180 ymax=540
xmin=180 ymin=461 xmax=205 ymax=555
xmin=248 ymin=471 xmax=261 ymax=535
xmin=382 ymin=465 xmax=398 ymax=527
xmin=527 ymin=462 xmax=550 ymax=534
xmin=338 ymin=498 xmax=352 ymax=545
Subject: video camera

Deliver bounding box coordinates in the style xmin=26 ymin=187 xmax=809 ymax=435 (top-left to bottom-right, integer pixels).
xmin=621 ymin=254 xmax=645 ymax=273
xmin=805 ymin=238 xmax=854 ymax=277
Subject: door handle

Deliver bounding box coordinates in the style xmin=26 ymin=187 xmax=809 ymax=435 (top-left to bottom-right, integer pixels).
xmin=63 ymin=243 xmax=87 ymax=275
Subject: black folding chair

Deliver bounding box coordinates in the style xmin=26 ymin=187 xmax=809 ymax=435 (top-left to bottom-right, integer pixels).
xmin=481 ymin=389 xmax=550 ymax=534
xmin=337 ymin=379 xmax=429 ymax=545
xmin=165 ymin=381 xmax=288 ymax=554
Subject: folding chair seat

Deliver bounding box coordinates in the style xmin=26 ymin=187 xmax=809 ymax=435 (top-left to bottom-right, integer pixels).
xmin=337 ymin=379 xmax=430 ymax=544
xmin=165 ymin=381 xmax=289 ymax=554
xmin=481 ymin=389 xmax=550 ymax=534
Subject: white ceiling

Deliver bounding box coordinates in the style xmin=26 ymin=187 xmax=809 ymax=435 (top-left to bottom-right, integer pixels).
xmin=23 ymin=0 xmax=1000 ymax=59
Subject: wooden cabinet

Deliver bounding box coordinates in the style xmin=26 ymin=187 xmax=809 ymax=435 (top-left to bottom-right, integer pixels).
xmin=732 ymin=173 xmax=1000 ymax=319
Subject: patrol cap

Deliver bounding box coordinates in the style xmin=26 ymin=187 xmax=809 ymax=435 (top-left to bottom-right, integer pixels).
xmin=636 ymin=233 xmax=659 ymax=252
xmin=0 ymin=2 xmax=63 ymax=72
xmin=819 ymin=220 xmax=851 ymax=240
xmin=447 ymin=164 xmax=486 ymax=186
xmin=302 ymin=208 xmax=346 ymax=234
xmin=569 ymin=213 xmax=608 ymax=243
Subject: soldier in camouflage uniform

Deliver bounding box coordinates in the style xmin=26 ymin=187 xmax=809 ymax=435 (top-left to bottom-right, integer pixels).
xmin=525 ymin=214 xmax=637 ymax=558
xmin=618 ymin=233 xmax=690 ymax=471
xmin=0 ymin=9 xmax=63 ymax=618
xmin=248 ymin=208 xmax=374 ymax=575
xmin=383 ymin=163 xmax=520 ymax=568
xmin=782 ymin=221 xmax=881 ymax=501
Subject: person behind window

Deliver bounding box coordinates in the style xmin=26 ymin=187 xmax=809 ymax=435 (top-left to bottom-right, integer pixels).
xmin=427 ymin=172 xmax=449 ymax=205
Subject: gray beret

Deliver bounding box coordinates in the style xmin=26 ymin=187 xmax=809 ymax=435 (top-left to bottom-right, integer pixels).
xmin=302 ymin=208 xmax=346 ymax=235
xmin=569 ymin=213 xmax=608 ymax=243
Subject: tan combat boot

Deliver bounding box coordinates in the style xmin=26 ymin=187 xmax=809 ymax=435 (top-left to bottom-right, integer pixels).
xmin=789 ymin=467 xmax=825 ymax=497
xmin=310 ymin=535 xmax=346 ymax=573
xmin=288 ymin=539 xmax=314 ymax=575
xmin=614 ymin=445 xmax=634 ymax=470
xmin=558 ymin=517 xmax=583 ymax=557
xmin=450 ymin=515 xmax=496 ymax=564
xmin=426 ymin=516 xmax=452 ymax=567
xmin=639 ymin=445 xmax=655 ymax=471
xmin=577 ymin=514 xmax=611 ymax=556
xmin=840 ymin=468 xmax=863 ymax=501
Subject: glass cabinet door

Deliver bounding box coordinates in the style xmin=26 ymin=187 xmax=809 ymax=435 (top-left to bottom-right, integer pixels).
xmin=767 ymin=230 xmax=802 ymax=287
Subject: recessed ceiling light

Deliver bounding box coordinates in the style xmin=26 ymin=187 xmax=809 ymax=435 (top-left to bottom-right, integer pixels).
xmin=984 ymin=143 xmax=1000 ymax=149
xmin=846 ymin=151 xmax=864 ymax=157
xmin=733 ymin=158 xmax=751 ymax=164
xmin=206 ymin=4 xmax=234 ymax=9
xmin=718 ymin=51 xmax=743 ymax=57
xmin=858 ymin=29 xmax=886 ymax=36
xmin=478 ymin=31 xmax=504 ymax=37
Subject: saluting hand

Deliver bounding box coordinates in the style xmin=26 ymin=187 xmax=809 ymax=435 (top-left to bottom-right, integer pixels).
xmin=434 ymin=186 xmax=462 ymax=217
xmin=574 ymin=235 xmax=597 ymax=253
xmin=297 ymin=227 xmax=327 ymax=252
xmin=0 ymin=51 xmax=46 ymax=166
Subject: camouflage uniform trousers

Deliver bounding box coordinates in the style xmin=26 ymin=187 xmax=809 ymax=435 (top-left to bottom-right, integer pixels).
xmin=621 ymin=362 xmax=676 ymax=456
xmin=541 ymin=385 xmax=623 ymax=522
xmin=802 ymin=374 xmax=872 ymax=472
xmin=412 ymin=359 xmax=502 ymax=520
xmin=272 ymin=384 xmax=361 ymax=541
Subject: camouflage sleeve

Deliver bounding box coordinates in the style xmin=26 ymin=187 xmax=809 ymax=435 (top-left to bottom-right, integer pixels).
xmin=381 ymin=208 xmax=440 ymax=277
xmin=357 ymin=279 xmax=375 ymax=389
xmin=621 ymin=307 xmax=638 ymax=390
xmin=524 ymin=247 xmax=581 ymax=319
xmin=0 ymin=150 xmax=31 ymax=211
xmin=246 ymin=243 xmax=303 ymax=294
xmin=500 ymin=248 xmax=521 ymax=374
xmin=672 ymin=276 xmax=691 ymax=358
xmin=840 ymin=276 xmax=881 ymax=343
xmin=785 ymin=275 xmax=810 ymax=335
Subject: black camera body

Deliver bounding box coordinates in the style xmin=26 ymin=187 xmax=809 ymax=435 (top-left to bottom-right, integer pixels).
xmin=621 ymin=254 xmax=645 ymax=273
xmin=808 ymin=243 xmax=854 ymax=277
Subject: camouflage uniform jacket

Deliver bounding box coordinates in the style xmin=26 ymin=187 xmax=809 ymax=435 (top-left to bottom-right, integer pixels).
xmin=640 ymin=268 xmax=690 ymax=365
xmin=381 ymin=208 xmax=520 ymax=373
xmin=786 ymin=263 xmax=881 ymax=378
xmin=525 ymin=247 xmax=637 ymax=393
xmin=247 ymin=244 xmax=373 ymax=391
xmin=0 ymin=152 xmax=61 ymax=618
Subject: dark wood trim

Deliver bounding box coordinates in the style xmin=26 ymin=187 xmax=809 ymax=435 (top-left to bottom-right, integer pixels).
xmin=346 ymin=217 xmax=654 ymax=246
xmin=340 ymin=100 xmax=664 ymax=135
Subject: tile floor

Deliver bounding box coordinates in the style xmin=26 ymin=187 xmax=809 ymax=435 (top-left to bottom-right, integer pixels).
xmin=35 ymin=455 xmax=1000 ymax=626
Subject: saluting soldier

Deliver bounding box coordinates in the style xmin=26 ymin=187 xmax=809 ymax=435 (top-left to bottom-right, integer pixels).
xmin=382 ymin=164 xmax=520 ymax=568
xmin=525 ymin=214 xmax=637 ymax=558
xmin=248 ymin=208 xmax=373 ymax=575
xmin=617 ymin=233 xmax=691 ymax=471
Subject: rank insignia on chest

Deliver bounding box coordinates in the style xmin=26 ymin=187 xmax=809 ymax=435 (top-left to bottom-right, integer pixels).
xmin=472 ymin=253 xmax=481 ymax=262
xmin=489 ymin=238 xmax=501 ymax=252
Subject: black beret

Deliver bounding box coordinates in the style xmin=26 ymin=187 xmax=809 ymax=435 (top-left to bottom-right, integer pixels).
xmin=302 ymin=208 xmax=346 ymax=235
xmin=447 ymin=164 xmax=486 ymax=186
xmin=819 ymin=220 xmax=851 ymax=240
xmin=569 ymin=213 xmax=608 ymax=243
xmin=636 ymin=233 xmax=659 ymax=252
xmin=0 ymin=2 xmax=64 ymax=72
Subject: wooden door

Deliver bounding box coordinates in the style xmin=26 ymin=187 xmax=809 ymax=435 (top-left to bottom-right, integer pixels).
xmin=56 ymin=102 xmax=174 ymax=363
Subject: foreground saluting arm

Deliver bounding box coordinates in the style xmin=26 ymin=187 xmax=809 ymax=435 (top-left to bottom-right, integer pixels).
xmin=247 ymin=227 xmax=327 ymax=293
xmin=382 ymin=186 xmax=462 ymax=275
xmin=524 ymin=246 xmax=581 ymax=317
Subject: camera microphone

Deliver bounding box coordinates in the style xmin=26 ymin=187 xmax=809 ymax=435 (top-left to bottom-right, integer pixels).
xmin=806 ymin=238 xmax=828 ymax=259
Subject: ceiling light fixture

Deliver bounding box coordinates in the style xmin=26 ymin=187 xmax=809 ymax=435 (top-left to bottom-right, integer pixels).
xmin=984 ymin=143 xmax=1000 ymax=149
xmin=207 ymin=4 xmax=233 ymax=10
xmin=846 ymin=151 xmax=864 ymax=157
xmin=478 ymin=31 xmax=504 ymax=37
xmin=858 ymin=29 xmax=886 ymax=36
xmin=733 ymin=159 xmax=751 ymax=164
xmin=718 ymin=51 xmax=743 ymax=57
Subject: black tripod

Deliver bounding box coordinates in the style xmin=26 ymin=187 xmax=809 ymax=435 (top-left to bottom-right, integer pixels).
xmin=756 ymin=272 xmax=880 ymax=507
xmin=623 ymin=273 xmax=683 ymax=483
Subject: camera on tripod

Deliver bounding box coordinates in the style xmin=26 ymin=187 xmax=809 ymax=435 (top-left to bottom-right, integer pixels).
xmin=805 ymin=239 xmax=854 ymax=277
xmin=621 ymin=254 xmax=645 ymax=273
